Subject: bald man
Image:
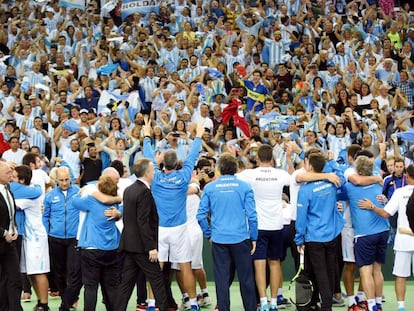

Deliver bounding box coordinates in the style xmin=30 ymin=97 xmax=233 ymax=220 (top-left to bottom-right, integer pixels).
xmin=43 ymin=167 xmax=82 ymax=311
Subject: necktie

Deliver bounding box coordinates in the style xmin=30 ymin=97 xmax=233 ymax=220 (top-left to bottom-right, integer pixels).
xmin=4 ymin=184 xmax=15 ymax=234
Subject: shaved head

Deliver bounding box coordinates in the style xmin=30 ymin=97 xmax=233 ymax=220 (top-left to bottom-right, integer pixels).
xmin=102 ymin=167 xmax=120 ymax=183
xmin=56 ymin=166 xmax=71 ymax=190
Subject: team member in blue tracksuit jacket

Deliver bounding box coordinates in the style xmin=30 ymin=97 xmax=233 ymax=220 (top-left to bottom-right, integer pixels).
xmin=197 ymin=153 xmax=258 ymax=311
xmin=345 ymin=155 xmax=389 ymax=311
xmin=142 ymin=119 xmax=205 ymax=310
xmin=43 ymin=175 xmax=80 ymax=239
xmin=295 ymin=152 xmax=344 ymax=311
xmin=72 ymin=175 xmax=121 ymax=311
xmin=42 ymin=166 xmax=81 ymax=310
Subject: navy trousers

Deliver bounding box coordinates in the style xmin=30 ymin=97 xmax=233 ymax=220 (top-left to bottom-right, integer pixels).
xmin=212 ymin=240 xmax=256 ymax=311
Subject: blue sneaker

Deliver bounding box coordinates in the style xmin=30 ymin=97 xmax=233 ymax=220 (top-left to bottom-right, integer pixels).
xmin=190 ymin=305 xmax=199 ymax=311
xmin=260 ymin=304 xmax=269 ymax=311
xmin=147 ymin=307 xmax=155 ymax=311
xmin=398 ymin=308 xmax=406 ymax=311
xmin=269 ymin=304 xmax=277 ymax=311
xmin=277 ymin=297 xmax=290 ymax=309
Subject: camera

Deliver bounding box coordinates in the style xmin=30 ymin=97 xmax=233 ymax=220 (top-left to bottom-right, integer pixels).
xmin=363 ymin=109 xmax=375 ymax=117
xmin=204 ymin=169 xmax=215 ymax=179
xmin=172 ymin=132 xmax=180 ymax=138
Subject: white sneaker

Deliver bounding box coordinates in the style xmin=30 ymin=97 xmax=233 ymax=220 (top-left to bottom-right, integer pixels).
xmin=180 ymin=297 xmax=191 ymax=310
xmin=201 ymin=295 xmax=212 ymax=307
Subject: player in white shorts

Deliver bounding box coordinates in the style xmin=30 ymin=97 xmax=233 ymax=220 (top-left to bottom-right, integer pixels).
xmin=173 ymin=183 xmax=212 ymax=309
xmin=12 ymin=165 xmax=50 ymax=311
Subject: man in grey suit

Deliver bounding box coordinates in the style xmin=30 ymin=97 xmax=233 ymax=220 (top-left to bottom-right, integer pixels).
xmin=117 ymin=158 xmax=168 ymax=311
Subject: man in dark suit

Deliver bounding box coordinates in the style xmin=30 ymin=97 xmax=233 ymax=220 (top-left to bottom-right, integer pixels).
xmin=0 ymin=161 xmax=23 ymax=311
xmin=117 ymin=158 xmax=168 ymax=311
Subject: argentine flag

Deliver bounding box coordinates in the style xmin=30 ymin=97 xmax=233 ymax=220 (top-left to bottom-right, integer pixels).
xmin=59 ymin=0 xmax=85 ymax=9
xmin=97 ymin=90 xmax=143 ymax=120
xmin=259 ymin=112 xmax=299 ymax=131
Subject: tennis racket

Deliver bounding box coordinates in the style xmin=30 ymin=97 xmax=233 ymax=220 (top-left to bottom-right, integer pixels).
xmin=288 ymin=250 xmax=314 ymax=307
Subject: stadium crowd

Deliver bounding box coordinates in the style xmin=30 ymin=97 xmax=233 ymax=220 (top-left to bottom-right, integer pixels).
xmin=0 ymin=0 xmax=414 ymax=310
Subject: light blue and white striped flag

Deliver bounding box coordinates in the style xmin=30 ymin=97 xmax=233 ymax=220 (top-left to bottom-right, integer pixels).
xmin=59 ymin=0 xmax=85 ymax=10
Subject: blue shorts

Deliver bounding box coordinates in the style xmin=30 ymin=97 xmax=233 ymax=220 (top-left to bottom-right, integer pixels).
xmin=354 ymin=231 xmax=388 ymax=267
xmin=253 ymin=229 xmax=283 ymax=260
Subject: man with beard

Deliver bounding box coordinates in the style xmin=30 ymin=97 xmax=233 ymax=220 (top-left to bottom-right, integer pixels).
xmin=188 ymin=55 xmax=203 ymax=83
xmin=80 ymin=143 xmax=102 ymax=187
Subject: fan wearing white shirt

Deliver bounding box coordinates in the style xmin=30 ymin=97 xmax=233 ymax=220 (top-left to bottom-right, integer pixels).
xmin=2 ymin=136 xmax=26 ymax=164
xmin=191 ymin=103 xmax=213 ymax=134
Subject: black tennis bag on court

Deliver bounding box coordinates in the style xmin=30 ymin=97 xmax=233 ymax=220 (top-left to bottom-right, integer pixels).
xmin=406 ymin=188 xmax=414 ymax=232
xmin=295 ymin=274 xmax=314 ymax=306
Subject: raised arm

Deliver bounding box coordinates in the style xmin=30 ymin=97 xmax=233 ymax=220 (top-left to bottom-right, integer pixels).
xmin=142 ymin=116 xmax=157 ymax=166
xmin=392 ymin=135 xmax=402 ymax=159
xmin=53 ymin=123 xmax=64 ymax=149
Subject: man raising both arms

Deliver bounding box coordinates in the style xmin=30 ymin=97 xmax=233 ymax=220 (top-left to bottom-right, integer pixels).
xmin=142 ymin=117 xmax=204 ymax=310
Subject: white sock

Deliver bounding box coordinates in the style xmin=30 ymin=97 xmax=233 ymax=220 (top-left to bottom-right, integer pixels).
xmin=357 ymin=291 xmax=366 ymax=301
xmin=375 ymin=296 xmax=382 ymax=305
xmin=260 ymin=297 xmax=268 ymax=306
xmin=270 ymin=298 xmax=277 ymax=306
xmin=277 ymin=288 xmax=283 ymax=296
xmin=397 ymin=301 xmax=405 ymax=309
xmin=367 ymin=299 xmax=376 ymax=311
xmin=348 ymin=295 xmax=357 ymax=306
xmin=201 ymin=288 xmax=208 ymax=295
xmin=189 ymin=298 xmax=197 ymax=306
xmin=148 ymin=299 xmax=155 ymax=307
